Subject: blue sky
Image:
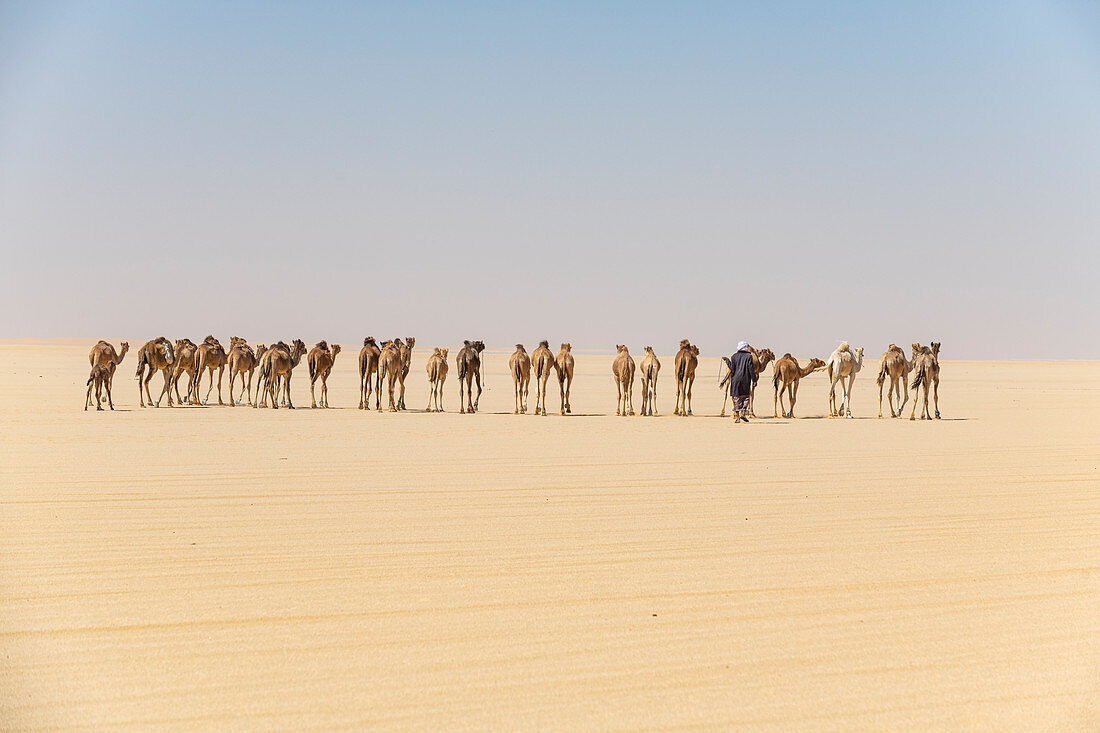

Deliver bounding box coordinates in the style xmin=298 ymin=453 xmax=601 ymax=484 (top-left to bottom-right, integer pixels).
xmin=2 ymin=2 xmax=1098 ymax=357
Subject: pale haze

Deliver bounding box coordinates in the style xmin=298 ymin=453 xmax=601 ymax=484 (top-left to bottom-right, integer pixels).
xmin=2 ymin=1 xmax=1099 ymax=358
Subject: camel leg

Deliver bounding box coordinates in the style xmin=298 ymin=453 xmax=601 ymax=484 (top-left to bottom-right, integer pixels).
xmin=474 ymin=374 xmax=482 ymax=413
xmin=216 ymin=367 xmax=224 ymax=405
xmin=909 ymin=384 xmax=919 ymax=420
xmin=228 ymin=371 xmax=237 ymax=407
xmin=616 ymin=379 xmax=622 ymax=416
xmin=86 ymin=381 xmax=94 ymax=410
xmin=686 ymin=375 xmax=694 ymax=416
xmin=311 ymin=375 xmax=318 ymax=408
xmin=627 ymin=380 xmax=635 ymax=416
xmin=878 ymin=379 xmax=885 ymax=418
xmin=141 ymin=371 xmax=153 ymax=407
xmin=933 ymin=377 xmax=940 ymax=419
xmin=105 ymin=380 xmax=113 ymax=410
xmin=398 ymin=376 xmax=407 ymax=411
xmin=845 ymin=373 xmax=855 ymax=417
xmin=650 ymin=380 xmax=657 ymax=416
xmin=774 ymin=382 xmax=780 ymax=418
xmin=157 ymin=369 xmax=172 ymax=407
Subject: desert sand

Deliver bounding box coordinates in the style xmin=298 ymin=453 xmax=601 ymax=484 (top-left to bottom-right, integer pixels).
xmin=1 ymin=341 xmax=1097 ymax=730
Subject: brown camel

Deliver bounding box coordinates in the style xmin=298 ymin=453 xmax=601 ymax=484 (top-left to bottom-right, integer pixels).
xmin=307 ymin=341 xmax=341 ymax=408
xmin=509 ymin=344 xmax=532 ymax=414
xmin=358 ymin=337 xmax=382 ymax=410
xmin=425 ymin=347 xmax=449 ymax=412
xmin=673 ymin=339 xmax=699 ymax=416
xmin=135 ymin=337 xmax=175 ymax=407
xmin=612 ymin=344 xmax=636 ymax=416
xmin=876 ymin=344 xmax=911 ymax=418
xmin=85 ymin=364 xmax=113 ymax=411
xmin=191 ymin=335 xmax=228 ymax=405
xmin=456 ymin=340 xmax=486 ymax=414
xmin=909 ymin=342 xmax=942 ymax=420
xmin=88 ymin=340 xmax=128 ymax=395
xmin=168 ymin=338 xmax=199 ymax=405
xmin=772 ymin=354 xmax=827 ymax=418
xmin=226 ymin=337 xmax=258 ymax=407
xmin=555 ymin=343 xmax=575 ymax=415
xmin=397 ymin=336 xmax=415 ymax=410
xmin=255 ymin=339 xmax=306 ymax=409
xmin=377 ymin=339 xmax=405 ymax=412
xmin=639 ymin=346 xmax=661 ymax=416
xmin=531 ymin=340 xmax=555 ymax=416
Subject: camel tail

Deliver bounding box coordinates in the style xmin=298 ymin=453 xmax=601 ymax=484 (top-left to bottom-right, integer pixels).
xmin=308 ymin=355 xmax=317 ymax=382
xmin=135 ymin=351 xmax=147 ymax=379
xmin=910 ymin=362 xmax=927 ymax=391
xmin=772 ymin=370 xmax=781 ymax=391
xmin=677 ymin=357 xmax=686 ymax=384
xmin=458 ymin=358 xmax=467 ymax=382
xmin=876 ymin=361 xmax=888 ymax=387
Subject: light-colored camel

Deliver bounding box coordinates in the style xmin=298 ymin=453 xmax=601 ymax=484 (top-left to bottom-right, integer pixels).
xmin=826 ymin=342 xmax=865 ymax=418
xmin=88 ymin=340 xmax=128 ymax=395
xmin=639 ymin=346 xmax=660 ymax=416
xmin=425 ymin=347 xmax=449 ymax=412
xmin=909 ymin=342 xmax=942 ymax=420
xmin=555 ymin=343 xmax=574 ymax=416
xmin=85 ymin=364 xmax=113 ymax=411
xmin=673 ymin=340 xmax=699 ymax=416
xmin=612 ymin=344 xmax=636 ymax=416
xmin=169 ymin=338 xmax=199 ymax=405
xmin=876 ymin=344 xmax=911 ymax=418
xmin=358 ymin=337 xmax=381 ymax=410
xmin=531 ymin=340 xmax=555 ymax=416
xmin=456 ymin=340 xmax=486 ymax=414
xmin=377 ymin=339 xmax=405 ymax=412
xmin=772 ymin=354 xmax=827 ymax=418
xmin=509 ymin=344 xmax=532 ymax=414
xmin=307 ymin=341 xmax=340 ymax=408
xmin=135 ymin=337 xmax=175 ymax=407
xmin=255 ymin=339 xmax=306 ymax=409
xmin=191 ymin=335 xmax=228 ymax=405
xmin=226 ymin=337 xmax=258 ymax=407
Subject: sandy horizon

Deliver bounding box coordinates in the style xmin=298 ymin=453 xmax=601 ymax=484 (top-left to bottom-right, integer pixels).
xmin=2 ymin=342 xmax=1097 ymax=729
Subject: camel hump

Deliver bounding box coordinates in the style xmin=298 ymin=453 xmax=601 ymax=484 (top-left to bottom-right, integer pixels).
xmin=783 ymin=353 xmax=792 ymax=359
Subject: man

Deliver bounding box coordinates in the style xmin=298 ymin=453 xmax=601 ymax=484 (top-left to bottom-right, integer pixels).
xmin=725 ymin=341 xmax=757 ymax=423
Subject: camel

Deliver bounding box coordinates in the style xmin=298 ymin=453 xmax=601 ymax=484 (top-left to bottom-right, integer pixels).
xmin=306 ymin=341 xmax=340 ymax=408
xmin=876 ymin=344 xmax=911 ymax=418
xmin=397 ymin=337 xmax=415 ymax=410
xmin=639 ymin=346 xmax=660 ymax=416
xmin=531 ymin=340 xmax=555 ymax=416
xmin=88 ymin=340 xmax=128 ymax=395
xmin=456 ymin=340 xmax=486 ymax=414
xmin=425 ymin=347 xmax=449 ymax=412
xmin=826 ymin=342 xmax=865 ymax=418
xmin=909 ymin=342 xmax=942 ymax=420
xmin=358 ymin=337 xmax=382 ymax=410
xmin=509 ymin=344 xmax=532 ymax=414
xmin=772 ymin=354 xmax=827 ymax=418
xmin=191 ymin=335 xmax=228 ymax=405
xmin=718 ymin=346 xmax=775 ymax=417
xmin=226 ymin=337 xmax=258 ymax=407
xmin=167 ymin=338 xmax=199 ymax=405
xmin=612 ymin=344 xmax=636 ymax=416
xmin=377 ymin=339 xmax=405 ymax=412
xmin=555 ymin=343 xmax=575 ymax=415
xmin=135 ymin=337 xmax=175 ymax=407
xmin=85 ymin=364 xmax=114 ymax=411
xmin=255 ymin=339 xmax=306 ymax=409
xmin=673 ymin=340 xmax=699 ymax=416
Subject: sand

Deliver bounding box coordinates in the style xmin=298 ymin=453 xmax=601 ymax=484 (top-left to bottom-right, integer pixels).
xmin=1 ymin=341 xmax=1097 ymax=730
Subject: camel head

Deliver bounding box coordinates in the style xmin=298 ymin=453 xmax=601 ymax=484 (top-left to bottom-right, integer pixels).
xmin=291 ymin=339 xmax=306 ymax=356
xmin=807 ymin=358 xmax=827 ymax=372
xmin=256 ymin=344 xmax=268 ymax=359
xmin=644 ymin=346 xmax=654 ymax=354
xmin=561 ymin=343 xmax=571 ymax=352
xmin=691 ymin=345 xmax=700 ymax=357
xmin=756 ymin=348 xmax=775 ymax=366
xmin=931 ymin=342 xmax=941 ymax=357
xmin=119 ymin=341 xmax=130 ymax=356
xmin=854 ymin=347 xmax=864 ymax=364
xmin=203 ymin=335 xmax=217 ymax=345
xmin=911 ymin=343 xmax=923 ymax=358
xmin=616 ymin=344 xmax=628 ymax=354
xmin=405 ymin=337 xmax=415 ymax=349
xmin=331 ymin=344 xmax=341 ymax=356
xmin=440 ymin=348 xmax=448 ymax=359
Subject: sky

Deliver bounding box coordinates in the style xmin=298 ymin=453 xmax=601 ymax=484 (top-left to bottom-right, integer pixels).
xmin=1 ymin=1 xmax=1098 ymax=359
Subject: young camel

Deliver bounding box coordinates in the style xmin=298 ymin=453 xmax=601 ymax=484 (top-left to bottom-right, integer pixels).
xmin=169 ymin=338 xmax=199 ymax=405
xmin=358 ymin=337 xmax=382 ymax=410
xmin=191 ymin=336 xmax=228 ymax=405
xmin=85 ymin=364 xmax=114 ymax=411
xmin=826 ymin=342 xmax=865 ymax=418
xmin=255 ymin=339 xmax=307 ymax=409
xmin=772 ymin=354 xmax=827 ymax=418
xmin=226 ymin=337 xmax=258 ymax=407
xmin=612 ymin=344 xmax=636 ymax=416
xmin=531 ymin=340 xmax=555 ymax=416
xmin=425 ymin=347 xmax=449 ymax=412
xmin=88 ymin=340 xmax=128 ymax=395
xmin=555 ymin=343 xmax=575 ymax=415
xmin=456 ymin=340 xmax=486 ymax=414
xmin=639 ymin=346 xmax=661 ymax=416
xmin=509 ymin=344 xmax=532 ymax=414
xmin=308 ymin=341 xmax=341 ymax=408
xmin=909 ymin=342 xmax=942 ymax=420
xmin=135 ymin=337 xmax=175 ymax=407
xmin=876 ymin=344 xmax=910 ymax=418
xmin=673 ymin=340 xmax=699 ymax=416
